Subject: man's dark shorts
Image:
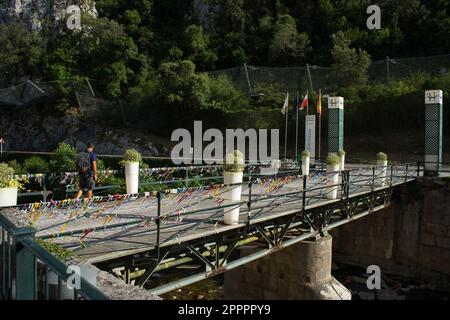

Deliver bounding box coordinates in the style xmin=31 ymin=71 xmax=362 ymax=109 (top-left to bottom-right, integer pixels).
xmin=79 ymin=175 xmax=95 ymax=191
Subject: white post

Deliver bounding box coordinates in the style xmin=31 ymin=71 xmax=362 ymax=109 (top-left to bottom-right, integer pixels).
xmin=223 ymin=171 xmax=243 ymax=225
xmin=301 ymin=155 xmax=310 ymax=176
xmin=125 ymin=162 xmax=139 ymax=194
xmin=326 ymin=162 xmax=340 ymax=200
xmin=223 ymin=151 xmax=244 ymax=225
xmin=325 ymin=153 xmax=340 ymax=200
xmin=377 ymin=160 xmax=388 ymax=186
xmin=339 ymin=151 xmax=346 ymax=171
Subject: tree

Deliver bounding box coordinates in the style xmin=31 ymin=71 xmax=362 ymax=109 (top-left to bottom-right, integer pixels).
xmin=268 ymin=15 xmax=310 ymax=66
xmin=0 ymin=23 xmax=44 ymax=84
xmin=182 ymin=25 xmax=217 ymax=71
xmin=157 ymin=60 xmax=209 ymax=110
xmin=330 ymin=31 xmax=372 ymax=87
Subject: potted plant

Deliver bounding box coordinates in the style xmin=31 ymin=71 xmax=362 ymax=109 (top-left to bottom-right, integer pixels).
xmin=223 ymin=150 xmax=245 ymax=225
xmin=301 ymin=150 xmax=311 ymax=176
xmin=121 ymin=149 xmax=142 ymax=194
xmin=325 ymin=154 xmax=340 ymax=200
xmin=338 ymin=150 xmax=346 ymax=171
xmin=376 ymin=152 xmax=388 ymax=186
xmin=0 ymin=163 xmax=21 ymax=207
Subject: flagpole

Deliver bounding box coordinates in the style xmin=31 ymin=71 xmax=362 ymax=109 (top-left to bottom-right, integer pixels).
xmin=306 ymin=90 xmax=309 ymax=116
xmin=318 ymin=89 xmax=322 ymax=162
xmin=295 ymin=90 xmax=299 ymax=162
xmin=284 ymin=100 xmax=288 ymax=160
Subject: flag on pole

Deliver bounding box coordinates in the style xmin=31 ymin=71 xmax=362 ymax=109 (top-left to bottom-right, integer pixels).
xmin=281 ymin=92 xmax=289 ymax=115
xmin=317 ymin=90 xmax=322 ymax=115
xmin=300 ymin=91 xmax=308 ymax=110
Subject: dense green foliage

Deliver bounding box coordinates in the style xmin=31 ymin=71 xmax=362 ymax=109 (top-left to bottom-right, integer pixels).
xmin=23 ymin=156 xmax=49 ymax=173
xmin=0 ymin=162 xmax=21 ymax=189
xmin=0 ymin=0 xmax=449 ymax=135
xmin=49 ymin=143 xmax=78 ymax=172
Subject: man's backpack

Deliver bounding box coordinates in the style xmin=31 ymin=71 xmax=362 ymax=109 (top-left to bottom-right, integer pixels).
xmin=77 ymin=152 xmax=91 ymax=175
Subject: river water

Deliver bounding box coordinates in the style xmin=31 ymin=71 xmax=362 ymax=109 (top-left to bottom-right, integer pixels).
xmin=159 ymin=263 xmax=449 ymax=300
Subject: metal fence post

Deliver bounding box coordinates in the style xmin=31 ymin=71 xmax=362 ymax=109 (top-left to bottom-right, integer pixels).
xmin=347 ymin=170 xmax=351 ymax=198
xmin=13 ymin=227 xmax=36 ymax=300
xmin=156 ymin=192 xmax=162 ymax=261
xmin=246 ymin=178 xmax=252 ymax=233
xmin=340 ymin=170 xmax=346 ymax=199
xmin=42 ymin=174 xmax=47 ymax=203
xmin=416 ymin=162 xmax=420 ymax=177
xmin=405 ymin=163 xmax=409 ymax=183
xmin=372 ymin=167 xmax=375 ymax=192
xmin=390 ymin=165 xmax=394 ymax=187
xmin=302 ymin=174 xmax=307 ymax=214
xmin=185 ymin=168 xmax=189 ymax=188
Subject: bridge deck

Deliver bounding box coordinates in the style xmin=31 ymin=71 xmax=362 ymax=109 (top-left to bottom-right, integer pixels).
xmin=3 ymin=165 xmax=416 ymax=264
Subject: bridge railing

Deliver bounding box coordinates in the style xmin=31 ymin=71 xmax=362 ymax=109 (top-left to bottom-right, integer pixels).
xmin=2 ymin=163 xmax=419 ymax=257
xmin=415 ymin=161 xmax=450 ymax=176
xmin=13 ymin=164 xmax=303 ymax=204
xmin=0 ymin=214 xmax=108 ymax=300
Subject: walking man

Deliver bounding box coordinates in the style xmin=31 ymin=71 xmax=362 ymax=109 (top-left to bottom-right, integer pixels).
xmin=75 ymin=143 xmax=97 ymax=201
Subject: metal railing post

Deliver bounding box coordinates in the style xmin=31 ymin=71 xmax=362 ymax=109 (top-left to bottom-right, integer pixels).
xmin=405 ymin=163 xmax=409 ymax=183
xmin=346 ymin=170 xmax=350 ymax=200
xmin=302 ymin=174 xmax=307 ymax=214
xmin=42 ymin=174 xmax=47 ymax=203
xmin=390 ymin=165 xmax=394 ymax=187
xmin=246 ymin=178 xmax=252 ymax=233
xmin=340 ymin=170 xmax=346 ymax=199
xmin=13 ymin=227 xmax=36 ymax=300
xmin=156 ymin=192 xmax=162 ymax=260
xmin=416 ymin=162 xmax=420 ymax=177
xmin=372 ymin=167 xmax=375 ymax=192
xmin=185 ymin=168 xmax=189 ymax=188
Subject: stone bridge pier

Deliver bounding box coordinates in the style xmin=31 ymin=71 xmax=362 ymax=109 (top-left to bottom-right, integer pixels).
xmin=224 ymin=235 xmax=351 ymax=300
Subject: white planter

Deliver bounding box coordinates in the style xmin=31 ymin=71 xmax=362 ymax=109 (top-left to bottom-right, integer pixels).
xmin=223 ymin=171 xmax=243 ymax=225
xmin=376 ymin=160 xmax=388 ymax=186
xmin=301 ymin=156 xmax=310 ymax=176
xmin=326 ymin=164 xmax=340 ymax=200
xmin=0 ymin=187 xmax=18 ymax=207
xmin=340 ymin=155 xmax=345 ymax=171
xmin=124 ymin=162 xmax=139 ymax=194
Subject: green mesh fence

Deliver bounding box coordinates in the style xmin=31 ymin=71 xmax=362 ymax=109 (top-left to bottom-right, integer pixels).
xmin=208 ymin=54 xmax=450 ymax=94
xmin=1 ymin=54 xmax=449 ymax=111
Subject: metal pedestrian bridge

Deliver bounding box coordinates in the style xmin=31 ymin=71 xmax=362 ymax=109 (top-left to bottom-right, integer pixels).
xmin=1 ymin=163 xmax=420 ymax=298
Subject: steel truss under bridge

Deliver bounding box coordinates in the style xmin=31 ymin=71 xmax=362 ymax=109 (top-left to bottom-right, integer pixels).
xmin=94 ymin=166 xmax=414 ymax=296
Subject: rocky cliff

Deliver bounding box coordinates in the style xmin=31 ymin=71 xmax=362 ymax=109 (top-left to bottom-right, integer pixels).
xmin=0 ymin=0 xmax=97 ymax=30
xmin=0 ymin=105 xmax=169 ymax=156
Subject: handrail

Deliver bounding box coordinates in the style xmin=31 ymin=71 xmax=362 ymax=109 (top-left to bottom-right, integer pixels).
xmin=0 ymin=213 xmax=109 ymax=300
xmin=20 ymin=238 xmax=108 ymax=300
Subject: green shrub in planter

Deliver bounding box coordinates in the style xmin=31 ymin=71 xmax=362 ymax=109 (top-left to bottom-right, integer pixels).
xmin=0 ymin=163 xmax=22 ymax=189
xmin=301 ymin=150 xmax=310 ymax=157
xmin=121 ymin=149 xmax=142 ymax=165
xmin=224 ymin=150 xmax=245 ymax=173
xmin=325 ymin=154 xmax=340 ymax=166
xmin=376 ymin=152 xmax=388 ymax=161
xmin=338 ymin=150 xmax=346 ymax=156
xmin=23 ymin=156 xmax=49 ymax=174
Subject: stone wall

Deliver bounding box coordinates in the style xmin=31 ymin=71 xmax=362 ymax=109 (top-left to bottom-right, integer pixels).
xmin=331 ymin=177 xmax=450 ymax=291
